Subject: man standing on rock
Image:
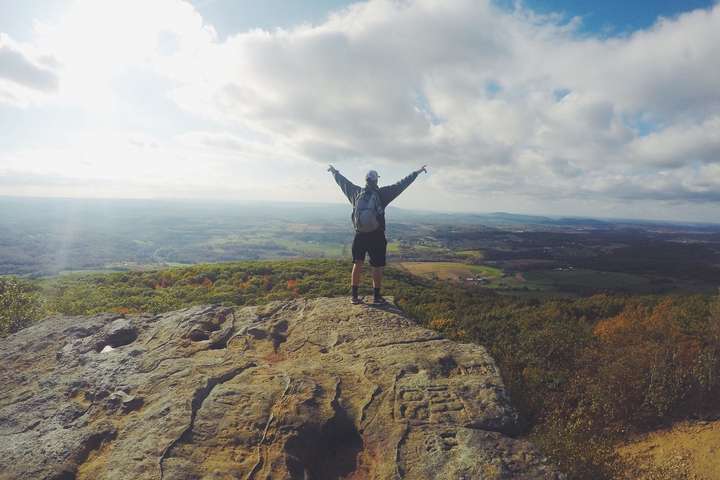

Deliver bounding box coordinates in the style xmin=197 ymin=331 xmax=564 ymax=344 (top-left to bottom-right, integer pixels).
xmin=328 ymin=164 xmax=427 ymax=305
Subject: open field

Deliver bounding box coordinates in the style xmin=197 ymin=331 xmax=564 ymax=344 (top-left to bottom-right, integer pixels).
xmin=394 ymin=262 xmax=673 ymax=296
xmin=397 ymin=261 xmax=502 ymax=282
xmin=271 ymin=239 xmax=346 ymax=257
xmin=523 ymin=268 xmax=652 ymax=292
xmin=386 ymin=241 xmax=401 ymax=253
xmin=455 ymin=249 xmax=485 ymax=259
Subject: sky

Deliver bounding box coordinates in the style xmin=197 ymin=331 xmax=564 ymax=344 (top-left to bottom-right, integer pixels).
xmin=0 ymin=0 xmax=719 ymax=222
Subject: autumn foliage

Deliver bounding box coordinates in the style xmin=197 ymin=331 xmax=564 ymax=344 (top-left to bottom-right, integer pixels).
xmin=584 ymin=298 xmax=719 ymax=427
xmin=523 ymin=296 xmax=720 ymax=478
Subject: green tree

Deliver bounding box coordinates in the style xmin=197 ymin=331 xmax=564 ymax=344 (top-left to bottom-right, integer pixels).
xmin=0 ymin=277 xmax=42 ymax=337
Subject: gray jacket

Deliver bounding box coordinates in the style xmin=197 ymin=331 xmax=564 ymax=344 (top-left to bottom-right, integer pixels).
xmin=332 ymin=170 xmax=420 ymax=232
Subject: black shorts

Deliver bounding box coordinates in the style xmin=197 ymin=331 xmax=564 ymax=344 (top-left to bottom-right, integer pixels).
xmin=352 ymin=230 xmax=387 ymax=267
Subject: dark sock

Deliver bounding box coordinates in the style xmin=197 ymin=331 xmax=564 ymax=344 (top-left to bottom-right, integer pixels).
xmin=373 ymin=287 xmax=381 ymax=298
xmin=352 ymin=285 xmax=359 ymax=298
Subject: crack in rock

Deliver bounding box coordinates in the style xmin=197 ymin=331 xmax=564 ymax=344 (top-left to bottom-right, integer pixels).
xmin=158 ymin=363 xmax=256 ymax=479
xmin=366 ymin=336 xmax=445 ymax=349
xmin=51 ymin=424 xmax=117 ymax=480
xmin=284 ymin=379 xmax=364 ymax=480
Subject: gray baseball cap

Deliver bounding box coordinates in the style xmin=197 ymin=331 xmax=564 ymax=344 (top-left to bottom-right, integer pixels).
xmin=366 ymin=170 xmax=379 ymax=182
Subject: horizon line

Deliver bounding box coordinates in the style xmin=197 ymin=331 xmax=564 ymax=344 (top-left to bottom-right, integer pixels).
xmin=1 ymin=194 xmax=718 ymax=227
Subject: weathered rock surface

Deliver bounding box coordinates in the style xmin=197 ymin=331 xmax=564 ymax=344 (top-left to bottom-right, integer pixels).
xmin=0 ymin=297 xmax=562 ymax=479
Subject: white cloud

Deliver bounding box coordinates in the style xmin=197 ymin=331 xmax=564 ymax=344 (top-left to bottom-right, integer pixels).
xmin=168 ymin=0 xmax=720 ymax=210
xmin=0 ymin=33 xmax=59 ymax=106
xmin=2 ymin=0 xmax=720 ymax=220
xmin=628 ymin=117 xmax=720 ymax=168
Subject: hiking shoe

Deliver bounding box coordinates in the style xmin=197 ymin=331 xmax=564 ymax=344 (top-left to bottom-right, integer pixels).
xmin=351 ymin=296 xmax=362 ymax=305
xmin=372 ymin=295 xmax=388 ymax=305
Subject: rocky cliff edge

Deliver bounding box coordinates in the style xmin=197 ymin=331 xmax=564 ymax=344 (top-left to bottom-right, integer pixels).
xmin=0 ymin=297 xmax=562 ymax=479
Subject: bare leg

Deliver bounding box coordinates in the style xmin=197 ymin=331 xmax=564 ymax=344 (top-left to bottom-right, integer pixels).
xmin=372 ymin=266 xmax=383 ymax=289
xmin=351 ymin=261 xmax=363 ymax=287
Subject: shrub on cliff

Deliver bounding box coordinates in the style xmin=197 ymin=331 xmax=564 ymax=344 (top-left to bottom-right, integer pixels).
xmin=0 ymin=277 xmax=42 ymax=337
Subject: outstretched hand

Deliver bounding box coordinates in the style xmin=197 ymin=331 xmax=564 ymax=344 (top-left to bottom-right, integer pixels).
xmin=327 ymin=164 xmax=338 ymax=174
xmin=417 ymin=165 xmax=428 ymax=174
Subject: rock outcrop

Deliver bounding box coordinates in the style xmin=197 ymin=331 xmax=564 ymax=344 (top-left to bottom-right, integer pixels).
xmin=0 ymin=297 xmax=562 ymax=479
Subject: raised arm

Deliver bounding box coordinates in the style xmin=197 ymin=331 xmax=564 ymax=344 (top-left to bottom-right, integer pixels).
xmin=328 ymin=165 xmax=361 ymax=204
xmin=379 ymin=165 xmax=427 ymax=206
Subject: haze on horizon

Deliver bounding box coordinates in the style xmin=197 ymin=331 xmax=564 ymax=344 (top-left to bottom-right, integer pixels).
xmin=1 ymin=0 xmax=719 ymax=223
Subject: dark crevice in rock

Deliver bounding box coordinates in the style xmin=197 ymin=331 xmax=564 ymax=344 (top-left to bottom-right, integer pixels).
xmin=106 ymin=329 xmax=138 ymax=348
xmin=273 ymin=320 xmax=289 ymax=333
xmin=51 ymin=425 xmax=117 ymax=480
xmin=246 ymin=327 xmax=267 ymax=339
xmin=285 ymin=381 xmax=363 ymax=480
xmin=158 ymin=363 xmax=255 ymax=479
xmin=188 ymin=310 xmax=234 ymax=346
xmin=359 ymin=384 xmax=382 ymax=431
xmin=208 ymin=338 xmax=227 ymax=349
xmin=394 ymin=423 xmax=411 ymax=479
xmin=271 ymin=320 xmax=289 ymax=352
xmin=438 ymin=355 xmax=458 ymax=376
xmin=208 ymin=326 xmax=235 ymax=350
xmin=188 ymin=329 xmax=210 ymax=342
xmin=95 ymin=327 xmax=138 ymax=352
xmin=52 ymin=472 xmax=75 ymax=480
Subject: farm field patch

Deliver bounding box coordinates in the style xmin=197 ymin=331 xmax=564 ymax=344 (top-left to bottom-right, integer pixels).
xmin=398 ymin=261 xmax=502 ymax=282
xmin=523 ymin=268 xmax=652 ymax=292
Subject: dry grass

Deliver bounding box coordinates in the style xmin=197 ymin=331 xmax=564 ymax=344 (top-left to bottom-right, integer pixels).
xmin=617 ymin=420 xmax=720 ymax=480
